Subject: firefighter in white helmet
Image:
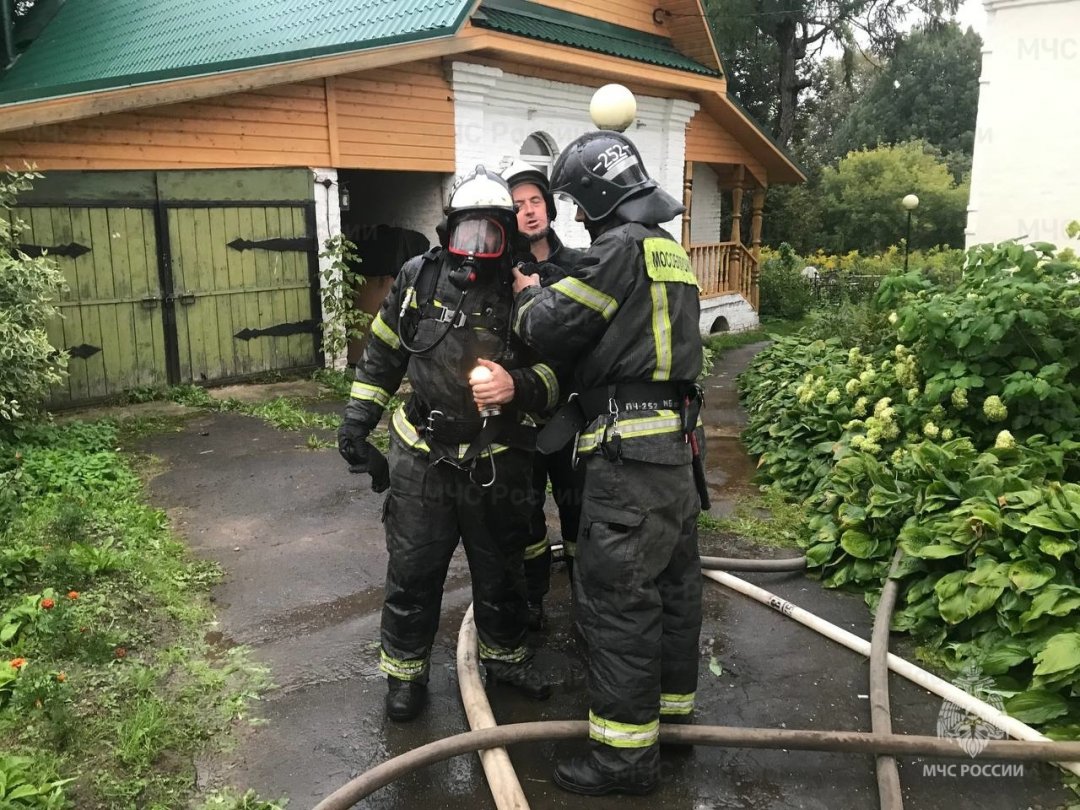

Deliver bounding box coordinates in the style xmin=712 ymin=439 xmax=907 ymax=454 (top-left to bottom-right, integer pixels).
xmin=338 ymin=165 xmax=556 ymax=721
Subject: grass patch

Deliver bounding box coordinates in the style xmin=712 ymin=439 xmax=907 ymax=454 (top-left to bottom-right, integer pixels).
xmin=705 ymin=316 xmax=810 ymax=356
xmin=697 ymin=489 xmax=807 ymax=550
xmin=0 ymin=419 xmax=279 ymax=809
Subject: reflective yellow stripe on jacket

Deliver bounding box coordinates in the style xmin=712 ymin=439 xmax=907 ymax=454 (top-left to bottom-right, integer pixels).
xmin=350 ymin=381 xmax=392 ymax=408
xmin=369 ymin=312 xmax=400 ymax=350
xmin=532 ymin=362 xmax=559 ymax=410
xmin=390 ymin=404 xmax=514 ymax=460
xmin=551 ymin=276 xmax=619 ymax=320
xmin=576 ymin=412 xmax=683 ymax=455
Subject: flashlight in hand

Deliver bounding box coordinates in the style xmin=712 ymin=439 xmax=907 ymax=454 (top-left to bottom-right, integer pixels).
xmin=469 ymin=364 xmax=501 ymax=418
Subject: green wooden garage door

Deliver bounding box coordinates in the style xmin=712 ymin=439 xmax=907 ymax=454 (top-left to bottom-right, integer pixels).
xmin=11 ymin=168 xmax=321 ymax=405
xmin=166 ymin=204 xmax=318 ymax=384
xmin=14 ymin=204 xmax=168 ymax=403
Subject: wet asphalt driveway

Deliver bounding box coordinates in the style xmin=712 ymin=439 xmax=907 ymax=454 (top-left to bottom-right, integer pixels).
xmin=135 ymin=345 xmax=1075 ymax=810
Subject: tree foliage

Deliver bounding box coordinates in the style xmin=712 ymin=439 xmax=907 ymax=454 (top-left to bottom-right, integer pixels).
xmin=835 ymin=22 xmax=983 ymax=162
xmin=705 ymin=0 xmax=960 ymax=146
xmin=818 ymin=140 xmax=969 ymax=253
xmin=0 ymin=170 xmax=67 ymax=428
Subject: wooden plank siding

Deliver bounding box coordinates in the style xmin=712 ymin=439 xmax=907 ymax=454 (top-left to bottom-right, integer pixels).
xmin=527 ymin=0 xmax=723 ymax=75
xmin=530 ymin=0 xmax=670 ymax=35
xmin=334 ymin=61 xmax=455 ymax=171
xmin=0 ymin=61 xmax=454 ymax=172
xmin=684 ymin=109 xmax=766 ymax=184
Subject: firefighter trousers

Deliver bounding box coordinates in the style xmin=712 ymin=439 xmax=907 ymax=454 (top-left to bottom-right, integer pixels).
xmin=378 ymin=437 xmax=534 ymax=682
xmin=574 ymin=455 xmax=702 ymax=769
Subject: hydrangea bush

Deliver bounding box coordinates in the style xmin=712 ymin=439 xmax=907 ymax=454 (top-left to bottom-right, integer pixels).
xmin=740 ymin=239 xmax=1080 ymax=731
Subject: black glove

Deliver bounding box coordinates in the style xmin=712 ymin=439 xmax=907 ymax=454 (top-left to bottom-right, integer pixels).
xmin=337 ymin=420 xmax=390 ymax=493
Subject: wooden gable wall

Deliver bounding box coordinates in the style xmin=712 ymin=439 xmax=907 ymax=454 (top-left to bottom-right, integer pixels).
xmin=530 ymin=0 xmax=722 ymax=74
xmin=531 ymin=0 xmax=665 ymax=34
xmin=685 ymin=109 xmax=765 ymax=184
xmin=0 ymin=60 xmax=454 ymax=172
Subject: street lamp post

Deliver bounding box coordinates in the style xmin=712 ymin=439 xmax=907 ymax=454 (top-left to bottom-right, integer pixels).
xmin=902 ymin=194 xmax=920 ymax=272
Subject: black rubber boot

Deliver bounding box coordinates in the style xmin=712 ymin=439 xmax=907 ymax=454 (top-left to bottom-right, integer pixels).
xmin=484 ymin=660 xmax=552 ymax=700
xmin=553 ymin=750 xmax=657 ymax=796
xmin=385 ymin=676 xmax=426 ymax=722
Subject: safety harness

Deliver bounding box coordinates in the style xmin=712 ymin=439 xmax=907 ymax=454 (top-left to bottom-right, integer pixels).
xmin=394 ymin=246 xmax=533 ymax=484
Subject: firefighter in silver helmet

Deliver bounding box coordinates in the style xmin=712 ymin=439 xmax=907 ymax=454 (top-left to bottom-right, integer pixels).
xmin=500 ymin=159 xmax=585 ymax=629
xmin=337 ymin=165 xmax=557 ymax=722
xmin=511 ymin=132 xmax=706 ymax=796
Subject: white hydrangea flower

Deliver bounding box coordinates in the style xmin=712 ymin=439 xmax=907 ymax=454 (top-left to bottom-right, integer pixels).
xmin=983 ymin=395 xmax=1008 ymax=423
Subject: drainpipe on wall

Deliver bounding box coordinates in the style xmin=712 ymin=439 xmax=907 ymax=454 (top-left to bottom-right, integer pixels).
xmin=1 ymin=0 xmax=16 ymax=70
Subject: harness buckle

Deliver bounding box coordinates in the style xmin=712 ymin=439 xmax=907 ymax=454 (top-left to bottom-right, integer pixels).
xmin=425 ymin=409 xmax=444 ymax=436
xmin=435 ymin=307 xmax=467 ymax=327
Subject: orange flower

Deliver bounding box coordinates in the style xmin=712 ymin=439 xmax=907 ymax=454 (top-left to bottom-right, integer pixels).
xmin=114 ymin=647 xmax=127 ymax=659
xmin=9 ymin=658 xmax=27 ymax=669
xmin=56 ymin=672 xmax=67 ymax=683
xmin=67 ymin=591 xmax=79 ymax=600
xmin=40 ymin=598 xmax=55 ymax=610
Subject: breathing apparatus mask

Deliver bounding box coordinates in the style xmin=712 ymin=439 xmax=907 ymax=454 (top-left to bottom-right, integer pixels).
xmin=442 ymin=165 xmax=518 ymax=289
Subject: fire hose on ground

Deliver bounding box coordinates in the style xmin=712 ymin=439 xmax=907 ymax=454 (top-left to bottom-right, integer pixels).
xmin=312 ymin=555 xmax=1080 ymax=810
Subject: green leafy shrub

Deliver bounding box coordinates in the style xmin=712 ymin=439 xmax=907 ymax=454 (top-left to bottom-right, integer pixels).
xmin=319 ymin=234 xmax=370 ymax=363
xmin=758 ymin=242 xmax=813 ymax=320
xmin=739 ymin=239 xmax=1080 ymax=732
xmin=819 ymin=140 xmax=970 ymax=252
xmin=0 ymin=171 xmax=68 ymax=429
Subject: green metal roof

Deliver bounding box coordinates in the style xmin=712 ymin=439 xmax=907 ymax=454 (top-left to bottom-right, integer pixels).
xmin=472 ymin=0 xmax=719 ymax=77
xmin=0 ymin=0 xmax=473 ymax=106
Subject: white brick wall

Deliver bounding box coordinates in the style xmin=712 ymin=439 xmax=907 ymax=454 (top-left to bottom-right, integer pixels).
xmin=451 ymin=61 xmax=699 ymax=249
xmin=690 ymin=163 xmax=723 ymax=244
xmin=967 ymin=0 xmax=1080 ymax=251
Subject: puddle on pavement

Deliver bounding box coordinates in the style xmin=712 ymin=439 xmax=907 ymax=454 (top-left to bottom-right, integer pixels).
xmin=703 ymin=435 xmax=760 ymax=517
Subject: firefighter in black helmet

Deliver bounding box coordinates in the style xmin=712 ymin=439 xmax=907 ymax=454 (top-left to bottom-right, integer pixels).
xmin=512 ymin=131 xmax=706 ymax=796
xmin=501 ymin=159 xmax=585 ymax=630
xmin=338 ymin=165 xmax=556 ymax=722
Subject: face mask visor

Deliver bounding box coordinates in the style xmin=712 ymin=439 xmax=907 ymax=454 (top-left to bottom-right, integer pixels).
xmin=447 ymin=215 xmax=507 ymax=259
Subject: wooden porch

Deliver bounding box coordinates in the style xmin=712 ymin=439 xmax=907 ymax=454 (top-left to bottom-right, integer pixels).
xmin=681 ymin=162 xmax=766 ymax=310
xmin=688 ymin=241 xmax=758 ymax=308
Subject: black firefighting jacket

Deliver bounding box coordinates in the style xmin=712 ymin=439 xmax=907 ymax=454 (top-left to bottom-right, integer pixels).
xmin=345 ymin=250 xmax=559 ymax=460
xmin=513 ymin=221 xmax=702 ymax=465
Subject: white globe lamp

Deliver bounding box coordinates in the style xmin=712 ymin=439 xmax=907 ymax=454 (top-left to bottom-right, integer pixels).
xmin=901 ymin=194 xmax=920 ymax=272
xmin=590 ymin=84 xmax=637 ymax=132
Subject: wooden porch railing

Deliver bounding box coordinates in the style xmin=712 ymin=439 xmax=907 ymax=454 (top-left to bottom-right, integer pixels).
xmin=688 ymin=241 xmax=759 ymax=308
